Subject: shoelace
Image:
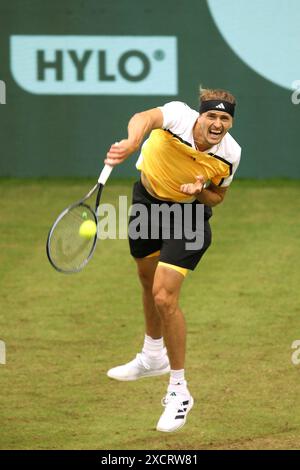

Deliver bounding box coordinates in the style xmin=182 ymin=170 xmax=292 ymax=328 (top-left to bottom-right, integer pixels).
xmin=161 ymin=393 xmax=186 ymax=411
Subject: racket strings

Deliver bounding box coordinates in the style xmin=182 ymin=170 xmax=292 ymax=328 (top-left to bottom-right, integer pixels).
xmin=48 ymin=205 xmax=97 ymax=272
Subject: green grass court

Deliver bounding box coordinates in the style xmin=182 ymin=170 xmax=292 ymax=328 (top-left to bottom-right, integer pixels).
xmin=0 ymin=179 xmax=299 ymax=450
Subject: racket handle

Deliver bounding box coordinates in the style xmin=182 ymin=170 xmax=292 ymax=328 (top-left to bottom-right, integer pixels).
xmin=98 ymin=164 xmax=113 ymax=185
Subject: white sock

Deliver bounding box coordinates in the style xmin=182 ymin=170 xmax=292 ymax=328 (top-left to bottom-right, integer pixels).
xmin=170 ymin=369 xmax=185 ymax=385
xmin=168 ymin=369 xmax=189 ymax=394
xmin=142 ymin=335 xmax=166 ymax=362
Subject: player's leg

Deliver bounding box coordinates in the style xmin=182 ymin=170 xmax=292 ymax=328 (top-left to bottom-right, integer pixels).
xmin=152 ymin=264 xmax=185 ymax=370
xmin=107 ymin=180 xmax=170 ymax=380
xmin=135 ymin=253 xmax=161 ymax=339
xmin=153 ymin=203 xmax=212 ymax=432
xmin=106 ymin=252 xmax=170 ymax=381
xmin=151 ymin=263 xmax=194 ymax=432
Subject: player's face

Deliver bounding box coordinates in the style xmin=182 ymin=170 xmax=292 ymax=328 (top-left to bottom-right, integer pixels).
xmin=197 ymin=111 xmax=233 ymax=147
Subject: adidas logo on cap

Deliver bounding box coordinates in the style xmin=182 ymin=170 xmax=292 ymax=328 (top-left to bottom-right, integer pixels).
xmin=215 ymin=103 xmax=225 ymax=109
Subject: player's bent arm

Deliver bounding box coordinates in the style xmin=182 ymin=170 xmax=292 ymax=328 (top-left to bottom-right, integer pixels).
xmin=105 ymin=108 xmax=163 ymax=166
xmin=127 ymin=108 xmax=164 ymax=150
xmin=196 ymin=183 xmax=227 ymax=207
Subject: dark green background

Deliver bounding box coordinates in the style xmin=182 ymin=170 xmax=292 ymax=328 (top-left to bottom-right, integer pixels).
xmin=0 ymin=0 xmax=298 ymax=178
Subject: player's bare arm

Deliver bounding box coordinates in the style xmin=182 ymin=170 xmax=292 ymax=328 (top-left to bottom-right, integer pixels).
xmin=105 ymin=108 xmax=163 ymax=166
xmin=197 ymin=182 xmax=227 ymax=206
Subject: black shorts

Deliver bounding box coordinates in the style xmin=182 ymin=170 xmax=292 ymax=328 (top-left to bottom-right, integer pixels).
xmin=128 ymin=180 xmax=212 ymax=271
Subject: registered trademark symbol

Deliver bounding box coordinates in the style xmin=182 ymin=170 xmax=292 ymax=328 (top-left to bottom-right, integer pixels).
xmin=153 ymin=50 xmax=165 ymax=61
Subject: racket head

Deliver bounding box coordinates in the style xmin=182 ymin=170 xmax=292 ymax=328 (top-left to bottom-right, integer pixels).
xmin=46 ymin=203 xmax=98 ymax=274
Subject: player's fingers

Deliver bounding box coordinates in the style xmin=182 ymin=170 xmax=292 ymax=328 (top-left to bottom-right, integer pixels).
xmin=113 ymin=140 xmax=131 ymax=152
xmin=106 ymin=143 xmax=127 ymax=157
xmin=196 ymin=175 xmax=205 ymax=183
xmin=105 ymin=154 xmax=117 ymax=163
xmin=107 ymin=141 xmax=120 ymax=154
xmin=180 ymin=184 xmax=193 ymax=194
xmin=104 ymin=155 xmax=124 ymax=166
xmin=108 ymin=144 xmax=121 ymax=153
xmin=107 ymin=150 xmax=121 ymax=158
xmin=104 ymin=158 xmax=119 ymax=167
xmin=105 ymin=153 xmax=123 ymax=160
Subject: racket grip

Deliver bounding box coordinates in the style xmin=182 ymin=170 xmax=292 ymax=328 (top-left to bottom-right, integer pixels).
xmin=98 ymin=164 xmax=113 ymax=185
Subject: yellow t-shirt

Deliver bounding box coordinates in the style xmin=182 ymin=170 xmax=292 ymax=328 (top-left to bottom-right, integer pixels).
xmin=138 ymin=129 xmax=232 ymax=202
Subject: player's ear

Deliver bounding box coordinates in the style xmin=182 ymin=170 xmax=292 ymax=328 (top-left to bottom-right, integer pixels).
xmin=228 ymin=118 xmax=233 ymax=129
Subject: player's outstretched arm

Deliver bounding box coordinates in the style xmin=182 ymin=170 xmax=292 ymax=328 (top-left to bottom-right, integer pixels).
xmin=105 ymin=108 xmax=163 ymax=167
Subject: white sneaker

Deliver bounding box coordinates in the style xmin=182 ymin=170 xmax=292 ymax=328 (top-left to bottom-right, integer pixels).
xmin=107 ymin=352 xmax=170 ymax=381
xmin=156 ymin=390 xmax=194 ymax=432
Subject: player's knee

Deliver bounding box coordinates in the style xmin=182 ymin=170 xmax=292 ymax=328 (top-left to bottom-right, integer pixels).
xmin=153 ymin=287 xmax=177 ymax=317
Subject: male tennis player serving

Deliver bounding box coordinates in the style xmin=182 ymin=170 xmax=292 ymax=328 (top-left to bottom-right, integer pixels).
xmin=105 ymin=87 xmax=241 ymax=432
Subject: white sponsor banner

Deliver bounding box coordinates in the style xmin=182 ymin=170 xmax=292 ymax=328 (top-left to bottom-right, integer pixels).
xmin=10 ymin=35 xmax=178 ymax=95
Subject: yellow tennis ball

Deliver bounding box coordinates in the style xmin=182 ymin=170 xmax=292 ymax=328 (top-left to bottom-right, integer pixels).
xmin=79 ymin=220 xmax=97 ymax=239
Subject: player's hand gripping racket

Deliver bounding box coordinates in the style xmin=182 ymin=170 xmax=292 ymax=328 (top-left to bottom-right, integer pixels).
xmin=46 ymin=164 xmax=113 ymax=273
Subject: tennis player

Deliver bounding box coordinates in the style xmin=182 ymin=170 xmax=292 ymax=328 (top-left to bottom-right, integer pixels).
xmin=105 ymin=87 xmax=241 ymax=432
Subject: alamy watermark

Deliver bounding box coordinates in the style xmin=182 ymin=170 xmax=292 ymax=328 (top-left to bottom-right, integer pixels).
xmin=0 ymin=340 xmax=6 ymax=364
xmin=96 ymin=196 xmax=205 ymax=251
xmin=0 ymin=80 xmax=6 ymax=104
xmin=291 ymin=339 xmax=300 ymax=365
xmin=291 ymin=80 xmax=300 ymax=104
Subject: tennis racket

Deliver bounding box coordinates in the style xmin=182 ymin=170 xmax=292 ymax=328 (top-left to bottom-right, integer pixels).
xmin=46 ymin=164 xmax=113 ymax=274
